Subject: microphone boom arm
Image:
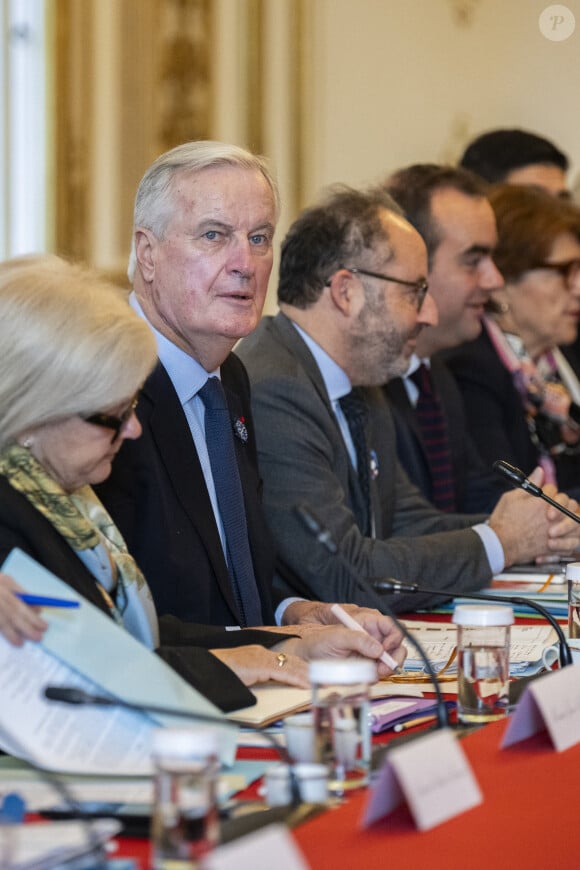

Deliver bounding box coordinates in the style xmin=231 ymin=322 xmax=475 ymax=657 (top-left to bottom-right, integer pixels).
xmin=294 ymin=504 xmax=451 ymax=729
xmin=373 ymin=579 xmax=572 ymax=668
xmin=43 ymin=686 xmax=302 ymax=802
xmin=493 ymin=459 xmax=580 ymax=523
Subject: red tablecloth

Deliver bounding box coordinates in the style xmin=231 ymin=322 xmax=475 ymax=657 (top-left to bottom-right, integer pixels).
xmin=110 ymin=610 xmax=568 ymax=866
xmin=294 ymin=718 xmax=576 ymax=868
xmin=114 ymin=717 xmax=577 ymax=868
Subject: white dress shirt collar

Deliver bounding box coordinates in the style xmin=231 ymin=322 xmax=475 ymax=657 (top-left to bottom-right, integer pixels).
xmin=130 ymin=293 xmax=218 ymax=400
xmin=292 ymin=322 xmax=352 ymax=402
xmin=403 ymin=353 xmax=430 ymax=406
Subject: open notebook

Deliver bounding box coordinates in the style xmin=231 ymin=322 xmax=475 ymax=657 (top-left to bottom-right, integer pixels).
xmin=228 ymin=681 xmax=423 ymax=728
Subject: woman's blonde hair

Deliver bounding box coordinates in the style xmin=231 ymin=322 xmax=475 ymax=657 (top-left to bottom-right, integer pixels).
xmin=0 ymin=255 xmax=157 ymax=447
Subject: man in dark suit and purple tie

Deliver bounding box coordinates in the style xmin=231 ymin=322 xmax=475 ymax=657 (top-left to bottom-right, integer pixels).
xmin=382 ymin=164 xmax=508 ymax=513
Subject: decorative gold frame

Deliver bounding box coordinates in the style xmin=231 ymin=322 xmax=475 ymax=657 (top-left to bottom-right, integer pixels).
xmin=53 ymin=0 xmax=212 ymax=277
xmin=54 ymin=0 xmax=93 ymax=262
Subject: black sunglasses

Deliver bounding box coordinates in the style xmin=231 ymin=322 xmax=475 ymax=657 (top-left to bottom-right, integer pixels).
xmin=528 ymin=258 xmax=580 ymax=288
xmin=84 ymin=395 xmax=139 ymax=443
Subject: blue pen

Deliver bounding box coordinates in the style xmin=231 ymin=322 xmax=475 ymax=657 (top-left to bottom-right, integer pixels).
xmin=15 ymin=593 xmax=80 ymax=609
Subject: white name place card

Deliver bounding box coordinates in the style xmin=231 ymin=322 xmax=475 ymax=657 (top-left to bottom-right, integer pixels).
xmin=502 ymin=665 xmax=580 ymax=752
xmin=361 ymin=728 xmax=482 ymax=831
xmin=203 ymin=823 xmax=309 ymax=870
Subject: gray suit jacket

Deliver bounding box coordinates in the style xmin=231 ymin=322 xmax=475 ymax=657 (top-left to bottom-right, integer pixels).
xmin=237 ymin=312 xmax=492 ymax=613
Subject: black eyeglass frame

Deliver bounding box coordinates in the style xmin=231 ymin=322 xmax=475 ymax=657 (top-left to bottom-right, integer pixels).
xmin=84 ymin=395 xmax=139 ymax=443
xmin=329 ymin=265 xmax=429 ymax=311
xmin=528 ymin=258 xmax=580 ymax=287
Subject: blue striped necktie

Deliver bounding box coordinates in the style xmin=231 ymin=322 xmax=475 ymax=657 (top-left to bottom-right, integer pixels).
xmin=198 ymin=377 xmax=263 ymax=626
xmin=411 ymin=363 xmax=456 ymax=513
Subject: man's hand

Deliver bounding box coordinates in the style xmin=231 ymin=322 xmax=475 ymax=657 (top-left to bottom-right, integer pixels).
xmin=540 ymin=483 xmax=580 ymax=558
xmin=281 ymin=600 xmax=406 ymax=677
xmin=283 ymin=600 xmax=403 ymax=650
xmin=489 ymin=467 xmax=580 ymax=565
xmin=275 ymin=625 xmax=406 ymax=678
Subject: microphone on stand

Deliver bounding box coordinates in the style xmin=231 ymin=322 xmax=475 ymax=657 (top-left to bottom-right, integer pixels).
xmin=493 ymin=460 xmax=580 ymax=523
xmin=293 ymin=504 xmax=451 ymax=729
xmin=44 ymin=687 xmax=248 ymax=726
xmin=44 ymin=686 xmax=304 ymax=808
xmin=489 ymin=459 xmax=578 ymax=665
xmin=371 ymin=579 xmax=572 ymax=668
xmin=295 ymin=505 xmax=338 ymax=554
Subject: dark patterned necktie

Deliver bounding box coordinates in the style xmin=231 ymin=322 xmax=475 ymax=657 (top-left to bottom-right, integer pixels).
xmin=411 ymin=363 xmax=456 ymax=513
xmin=339 ymin=389 xmax=371 ymax=535
xmin=198 ymin=377 xmax=262 ymax=626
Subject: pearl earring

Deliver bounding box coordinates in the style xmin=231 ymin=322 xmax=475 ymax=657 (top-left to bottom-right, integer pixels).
xmin=21 ymin=437 xmax=33 ymax=449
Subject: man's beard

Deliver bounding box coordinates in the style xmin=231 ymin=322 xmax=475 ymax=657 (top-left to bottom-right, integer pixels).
xmin=348 ymin=294 xmax=417 ymax=386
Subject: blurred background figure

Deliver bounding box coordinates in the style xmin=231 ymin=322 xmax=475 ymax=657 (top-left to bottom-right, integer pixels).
xmin=382 ymin=164 xmax=507 ymax=513
xmin=459 ymin=128 xmax=580 ymax=371
xmin=459 ymin=128 xmax=570 ymax=199
xmin=445 ymin=185 xmax=580 ymax=495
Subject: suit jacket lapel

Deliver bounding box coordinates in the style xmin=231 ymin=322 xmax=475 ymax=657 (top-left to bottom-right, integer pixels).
xmin=0 ymin=478 xmax=114 ymax=615
xmin=387 ymin=377 xmax=424 ymax=445
xmin=272 ymin=313 xmax=334 ymax=410
xmin=272 ymin=312 xmax=369 ymax=534
xmin=143 ymin=365 xmax=242 ymax=622
xmin=362 ymin=387 xmax=384 ymax=538
xmin=429 ymin=358 xmax=461 ymax=498
xmin=384 ymin=375 xmax=441 ymax=506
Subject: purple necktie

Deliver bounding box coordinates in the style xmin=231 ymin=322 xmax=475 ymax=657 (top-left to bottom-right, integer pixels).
xmin=411 ymin=364 xmax=456 ymax=513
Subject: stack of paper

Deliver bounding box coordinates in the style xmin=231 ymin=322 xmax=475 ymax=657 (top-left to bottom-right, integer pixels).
xmin=228 ymin=681 xmax=423 ymax=728
xmin=433 ymin=570 xmax=568 ymax=619
xmin=0 ymin=549 xmax=238 ymax=773
xmin=401 ymin=621 xmax=558 ymax=677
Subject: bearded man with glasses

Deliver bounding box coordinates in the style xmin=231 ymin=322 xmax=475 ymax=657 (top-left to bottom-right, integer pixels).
xmin=238 ymin=186 xmax=580 ymax=614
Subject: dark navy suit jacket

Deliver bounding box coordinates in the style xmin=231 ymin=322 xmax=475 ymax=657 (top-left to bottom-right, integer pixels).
xmin=383 ymin=357 xmax=506 ymax=514
xmin=95 ymin=354 xmax=277 ymax=627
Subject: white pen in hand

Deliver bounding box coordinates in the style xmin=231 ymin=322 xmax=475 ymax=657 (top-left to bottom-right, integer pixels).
xmin=330 ymin=603 xmax=404 ymax=674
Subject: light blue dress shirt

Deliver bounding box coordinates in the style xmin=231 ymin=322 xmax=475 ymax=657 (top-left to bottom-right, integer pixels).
xmin=130 ymin=296 xmax=228 ymax=558
xmin=294 ymin=324 xmax=358 ymax=469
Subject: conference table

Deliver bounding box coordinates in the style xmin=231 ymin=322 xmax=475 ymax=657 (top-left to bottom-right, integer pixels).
xmin=111 ymin=699 xmax=580 ymax=868
xmin=24 ymin=602 xmax=573 ymax=868
xmin=294 ymin=718 xmax=577 ymax=868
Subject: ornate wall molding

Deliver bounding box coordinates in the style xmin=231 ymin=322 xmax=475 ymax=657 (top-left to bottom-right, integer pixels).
xmin=53 ymin=0 xmax=212 ymax=278
xmin=54 ymin=0 xmax=93 ymax=262
xmin=157 ymin=0 xmax=212 ymax=152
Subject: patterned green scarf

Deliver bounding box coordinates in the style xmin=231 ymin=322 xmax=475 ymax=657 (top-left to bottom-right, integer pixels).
xmin=0 ymin=443 xmax=158 ymax=646
xmin=0 ymin=444 xmax=101 ymax=550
